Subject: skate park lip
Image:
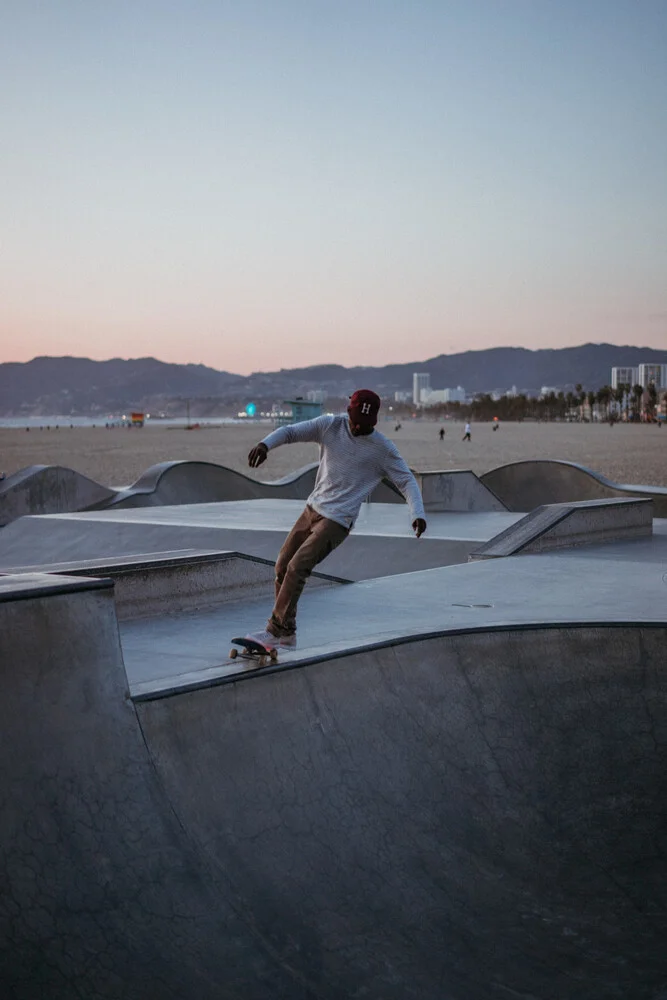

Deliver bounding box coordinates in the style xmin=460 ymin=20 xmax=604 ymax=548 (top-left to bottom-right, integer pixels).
xmin=481 ymin=458 xmax=667 ymax=514
xmin=128 ymin=615 xmax=667 ymax=702
xmin=123 ymin=541 xmax=667 ymax=700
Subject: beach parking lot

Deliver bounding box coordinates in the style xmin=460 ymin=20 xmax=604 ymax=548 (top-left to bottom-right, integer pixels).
xmin=1 ymin=418 xmax=666 ymax=489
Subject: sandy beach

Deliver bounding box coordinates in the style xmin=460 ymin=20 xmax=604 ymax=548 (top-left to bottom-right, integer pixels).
xmin=2 ymin=418 xmax=666 ymax=489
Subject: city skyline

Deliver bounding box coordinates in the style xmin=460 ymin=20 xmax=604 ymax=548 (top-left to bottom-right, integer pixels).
xmin=2 ymin=1 xmax=666 ymax=375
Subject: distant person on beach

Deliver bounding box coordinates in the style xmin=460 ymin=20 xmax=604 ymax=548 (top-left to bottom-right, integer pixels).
xmin=245 ymin=389 xmax=427 ymax=650
xmin=462 ymin=422 xmax=471 ymax=442
xmin=439 ymin=427 xmax=445 ymax=440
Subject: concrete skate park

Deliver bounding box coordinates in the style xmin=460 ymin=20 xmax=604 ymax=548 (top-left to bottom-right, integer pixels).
xmin=2 ymin=459 xmax=667 ymax=999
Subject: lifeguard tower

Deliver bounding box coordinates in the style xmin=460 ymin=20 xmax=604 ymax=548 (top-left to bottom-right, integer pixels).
xmin=274 ymin=397 xmax=323 ymax=427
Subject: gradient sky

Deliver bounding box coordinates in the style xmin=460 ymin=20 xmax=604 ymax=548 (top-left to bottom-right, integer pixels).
xmin=2 ymin=0 xmax=666 ymax=374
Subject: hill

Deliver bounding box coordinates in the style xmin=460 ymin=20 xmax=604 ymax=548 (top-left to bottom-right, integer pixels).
xmin=0 ymin=344 xmax=665 ymax=416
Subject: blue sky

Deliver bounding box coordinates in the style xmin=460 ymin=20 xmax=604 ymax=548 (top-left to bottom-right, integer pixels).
xmin=2 ymin=0 xmax=666 ymax=373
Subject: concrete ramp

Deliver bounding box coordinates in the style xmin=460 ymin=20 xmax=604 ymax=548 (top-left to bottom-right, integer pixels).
xmin=1 ymin=549 xmax=345 ymax=620
xmin=470 ymin=497 xmax=652 ymax=560
xmin=104 ymin=459 xmax=321 ymax=507
xmin=415 ymin=469 xmax=507 ymax=511
xmin=481 ymin=459 xmax=667 ymax=516
xmin=1 ymin=574 xmax=666 ymax=998
xmin=0 ymin=464 xmax=115 ymax=525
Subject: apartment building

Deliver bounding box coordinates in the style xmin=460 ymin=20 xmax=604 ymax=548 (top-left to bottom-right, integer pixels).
xmin=638 ymin=363 xmax=667 ymax=390
xmin=611 ymin=367 xmax=638 ymax=389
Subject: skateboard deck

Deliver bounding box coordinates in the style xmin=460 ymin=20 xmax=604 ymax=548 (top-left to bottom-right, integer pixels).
xmin=229 ymin=637 xmax=278 ymax=668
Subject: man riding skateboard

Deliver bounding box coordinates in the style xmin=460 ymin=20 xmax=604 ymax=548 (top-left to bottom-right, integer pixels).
xmin=245 ymin=389 xmax=427 ymax=650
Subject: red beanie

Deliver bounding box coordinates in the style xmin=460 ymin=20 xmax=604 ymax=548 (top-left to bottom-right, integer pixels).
xmin=348 ymin=389 xmax=381 ymax=426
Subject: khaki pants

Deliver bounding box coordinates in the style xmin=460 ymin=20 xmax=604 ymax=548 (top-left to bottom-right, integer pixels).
xmin=268 ymin=505 xmax=349 ymax=636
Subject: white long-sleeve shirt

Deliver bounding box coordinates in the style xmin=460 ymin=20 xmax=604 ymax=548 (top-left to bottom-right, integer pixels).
xmin=262 ymin=414 xmax=425 ymax=529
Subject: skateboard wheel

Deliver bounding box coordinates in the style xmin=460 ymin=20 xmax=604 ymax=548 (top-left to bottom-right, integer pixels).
xmin=270 ymin=649 xmax=278 ymax=661
xmin=258 ymin=656 xmax=267 ymax=667
xmin=229 ymin=648 xmax=238 ymax=659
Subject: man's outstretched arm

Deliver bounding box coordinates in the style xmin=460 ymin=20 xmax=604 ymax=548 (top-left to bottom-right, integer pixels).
xmin=247 ymin=415 xmax=330 ymax=468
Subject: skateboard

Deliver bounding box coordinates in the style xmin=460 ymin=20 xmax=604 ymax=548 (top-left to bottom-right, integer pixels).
xmin=229 ymin=637 xmax=278 ymax=668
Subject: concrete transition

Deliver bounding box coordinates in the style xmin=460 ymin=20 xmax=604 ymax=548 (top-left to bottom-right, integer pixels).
xmin=0 ymin=461 xmax=327 ymax=525
xmin=0 ymin=461 xmax=509 ymax=524
xmin=2 ymin=573 xmax=667 ymax=999
xmin=9 ymin=457 xmax=667 ymax=522
xmin=414 ymin=469 xmax=507 ymax=512
xmin=103 ymin=460 xmax=326 ymax=508
xmin=482 ymin=459 xmax=667 ymax=517
xmin=471 ymin=497 xmax=654 ymax=560
xmin=0 ymin=464 xmax=115 ymax=526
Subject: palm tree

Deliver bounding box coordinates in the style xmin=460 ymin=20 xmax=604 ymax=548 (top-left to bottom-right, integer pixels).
xmin=632 ymin=383 xmax=644 ymax=421
xmin=596 ymin=385 xmax=612 ymax=422
xmin=614 ymin=382 xmax=629 ymax=420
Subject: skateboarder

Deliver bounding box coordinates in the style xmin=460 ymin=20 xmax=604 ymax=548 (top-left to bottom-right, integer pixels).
xmin=462 ymin=422 xmax=471 ymax=442
xmin=245 ymin=389 xmax=427 ymax=649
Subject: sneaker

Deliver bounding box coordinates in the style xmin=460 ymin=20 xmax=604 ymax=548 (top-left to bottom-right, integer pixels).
xmin=244 ymin=629 xmax=278 ymax=651
xmin=276 ymin=633 xmax=297 ymax=649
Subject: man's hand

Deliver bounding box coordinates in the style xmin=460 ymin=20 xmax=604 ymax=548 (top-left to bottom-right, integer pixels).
xmin=412 ymin=518 xmax=427 ymax=538
xmin=248 ymin=442 xmax=268 ymax=468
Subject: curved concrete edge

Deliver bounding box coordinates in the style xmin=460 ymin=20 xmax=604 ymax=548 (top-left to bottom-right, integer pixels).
xmin=3 ymin=576 xmax=667 ymax=998
xmin=0 ymin=460 xmax=406 ymax=525
xmin=4 ymin=457 xmax=665 ymax=524
xmin=101 ymin=460 xmax=322 ymax=508
xmin=481 ymin=459 xmax=667 ymax=516
xmin=104 ymin=460 xmax=404 ymax=509
xmin=136 ymin=624 xmax=667 ymax=998
xmin=0 ymin=461 xmax=324 ymax=523
xmin=0 ymin=465 xmax=115 ymax=526
xmin=130 ymin=613 xmax=667 ymax=701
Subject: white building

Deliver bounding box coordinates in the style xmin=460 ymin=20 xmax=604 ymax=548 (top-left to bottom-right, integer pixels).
xmin=611 ymin=367 xmax=638 ymax=390
xmin=413 ymin=373 xmax=430 ymax=406
xmin=420 ymin=390 xmax=446 ymax=405
xmin=306 ymin=389 xmax=326 ymax=403
xmin=420 ymin=386 xmax=466 ymax=406
xmin=394 ymin=390 xmax=412 ymax=403
xmin=443 ymin=386 xmax=466 ymax=403
xmin=638 ymin=363 xmax=667 ymax=390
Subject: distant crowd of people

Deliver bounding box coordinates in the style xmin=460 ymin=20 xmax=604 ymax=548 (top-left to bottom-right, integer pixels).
xmin=392 ymin=419 xmax=501 ymax=442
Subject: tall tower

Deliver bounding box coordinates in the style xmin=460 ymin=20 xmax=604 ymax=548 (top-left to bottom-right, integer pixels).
xmin=413 ymin=373 xmax=430 ymax=406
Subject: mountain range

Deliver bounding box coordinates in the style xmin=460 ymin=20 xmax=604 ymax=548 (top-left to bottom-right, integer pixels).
xmin=1 ymin=344 xmax=665 ymax=416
